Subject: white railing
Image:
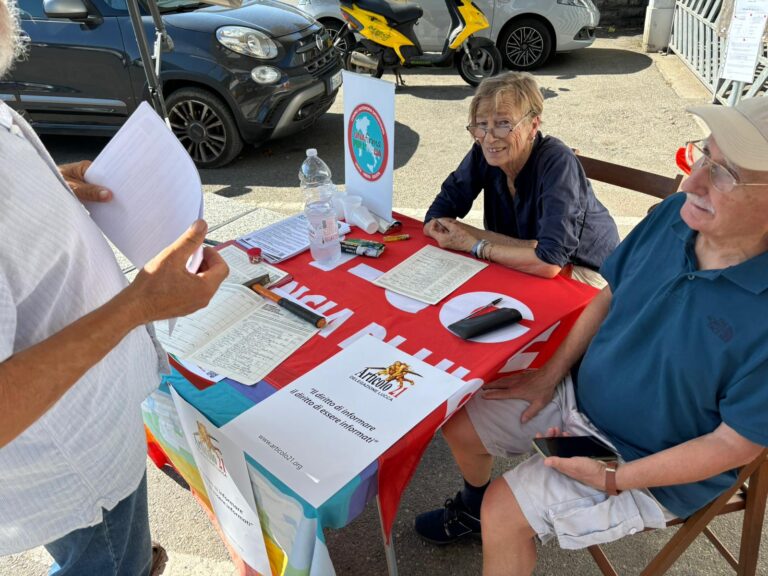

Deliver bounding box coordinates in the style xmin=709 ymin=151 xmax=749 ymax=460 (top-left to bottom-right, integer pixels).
xmin=670 ymin=0 xmax=767 ymax=104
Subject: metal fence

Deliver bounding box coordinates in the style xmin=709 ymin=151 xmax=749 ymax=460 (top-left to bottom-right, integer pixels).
xmin=669 ymin=0 xmax=767 ymax=104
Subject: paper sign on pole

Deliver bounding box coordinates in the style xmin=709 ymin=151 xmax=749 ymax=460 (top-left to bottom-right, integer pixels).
xmin=169 ymin=387 xmax=271 ymax=574
xmin=223 ymin=335 xmax=466 ymax=508
xmin=343 ymin=71 xmax=396 ymax=222
xmin=722 ymin=0 xmax=768 ymax=83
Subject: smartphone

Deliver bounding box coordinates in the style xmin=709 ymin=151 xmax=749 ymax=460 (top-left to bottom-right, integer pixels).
xmin=532 ymin=436 xmax=617 ymax=461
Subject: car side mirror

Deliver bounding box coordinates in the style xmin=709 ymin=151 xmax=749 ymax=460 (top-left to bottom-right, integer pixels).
xmin=43 ymin=0 xmax=90 ymax=20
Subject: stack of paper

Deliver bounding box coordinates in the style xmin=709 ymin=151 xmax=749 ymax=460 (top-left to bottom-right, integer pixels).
xmin=84 ymin=102 xmax=203 ymax=270
xmin=155 ymin=283 xmax=318 ymax=385
xmin=237 ymin=213 xmax=350 ymax=264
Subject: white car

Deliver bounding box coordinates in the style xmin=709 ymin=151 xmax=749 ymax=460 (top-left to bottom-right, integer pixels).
xmin=283 ymin=0 xmax=599 ymax=70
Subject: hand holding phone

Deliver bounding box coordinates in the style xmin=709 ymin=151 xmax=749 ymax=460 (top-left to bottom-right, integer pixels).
xmin=532 ymin=435 xmax=617 ymax=462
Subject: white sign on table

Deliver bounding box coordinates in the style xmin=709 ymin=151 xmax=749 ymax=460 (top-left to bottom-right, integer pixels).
xmin=222 ymin=335 xmax=466 ymax=508
xmin=169 ymin=387 xmax=270 ymax=574
xmin=343 ymin=71 xmax=396 ymax=222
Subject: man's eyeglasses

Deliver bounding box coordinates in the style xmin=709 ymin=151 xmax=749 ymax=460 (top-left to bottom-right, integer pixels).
xmin=466 ymin=112 xmax=531 ymax=140
xmin=676 ymin=140 xmax=764 ymax=194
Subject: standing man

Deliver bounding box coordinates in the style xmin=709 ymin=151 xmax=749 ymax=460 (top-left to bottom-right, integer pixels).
xmin=415 ymin=95 xmax=768 ymax=576
xmin=0 ymin=0 xmax=229 ymax=573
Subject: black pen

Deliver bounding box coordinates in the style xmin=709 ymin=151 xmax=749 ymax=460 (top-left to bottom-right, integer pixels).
xmin=463 ymin=297 xmax=503 ymax=320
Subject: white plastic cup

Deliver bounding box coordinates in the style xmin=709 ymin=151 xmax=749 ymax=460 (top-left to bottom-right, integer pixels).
xmin=350 ymin=205 xmax=378 ymax=234
xmin=339 ymin=195 xmax=362 ymax=223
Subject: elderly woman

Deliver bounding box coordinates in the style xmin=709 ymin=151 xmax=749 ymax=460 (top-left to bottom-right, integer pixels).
xmin=424 ymin=72 xmax=619 ymax=287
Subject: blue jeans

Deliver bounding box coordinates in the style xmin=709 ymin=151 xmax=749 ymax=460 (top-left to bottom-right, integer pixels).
xmin=45 ymin=472 xmax=152 ymax=576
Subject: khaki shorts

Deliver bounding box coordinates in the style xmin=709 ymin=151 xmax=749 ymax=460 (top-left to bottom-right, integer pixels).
xmin=571 ymin=265 xmax=607 ymax=289
xmin=465 ymin=376 xmax=673 ymax=549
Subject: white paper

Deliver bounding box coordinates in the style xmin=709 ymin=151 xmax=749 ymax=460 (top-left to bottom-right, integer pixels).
xmin=223 ymin=336 xmax=465 ymax=507
xmin=238 ymin=214 xmax=350 ymax=264
xmin=169 ymin=387 xmax=270 ymax=573
xmin=373 ymin=245 xmax=488 ymax=305
xmin=722 ymin=0 xmax=768 ymax=83
xmin=155 ymin=283 xmax=318 ymax=384
xmin=84 ymin=102 xmax=203 ymax=269
xmin=219 ymin=245 xmax=290 ymax=287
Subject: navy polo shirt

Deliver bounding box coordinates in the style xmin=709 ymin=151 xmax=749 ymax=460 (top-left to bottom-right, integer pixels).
xmin=577 ymin=193 xmax=768 ymax=518
xmin=424 ymin=134 xmax=619 ymax=270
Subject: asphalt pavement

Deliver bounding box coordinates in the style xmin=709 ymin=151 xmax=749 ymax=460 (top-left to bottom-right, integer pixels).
xmin=3 ymin=31 xmax=767 ymax=576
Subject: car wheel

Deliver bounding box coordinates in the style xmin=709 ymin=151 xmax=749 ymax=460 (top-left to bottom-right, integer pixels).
xmin=322 ymin=19 xmax=355 ymax=57
xmin=456 ymin=44 xmax=503 ymax=87
xmin=166 ymin=87 xmax=244 ymax=169
xmin=498 ymin=18 xmax=552 ymax=71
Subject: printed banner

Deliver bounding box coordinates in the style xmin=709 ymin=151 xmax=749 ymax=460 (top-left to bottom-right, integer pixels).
xmin=223 ymin=335 xmax=465 ymax=507
xmin=343 ymin=71 xmax=395 ymax=221
xmin=170 ymin=387 xmax=271 ymax=574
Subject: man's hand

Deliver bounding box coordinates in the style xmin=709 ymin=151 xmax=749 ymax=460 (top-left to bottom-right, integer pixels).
xmin=423 ymin=218 xmax=476 ymax=252
xmin=544 ymin=456 xmax=608 ymax=492
xmin=482 ymin=368 xmax=560 ymax=423
xmin=124 ymin=220 xmax=229 ymax=324
xmin=59 ymin=160 xmax=113 ymax=202
xmin=534 ymin=428 xmax=607 ymax=491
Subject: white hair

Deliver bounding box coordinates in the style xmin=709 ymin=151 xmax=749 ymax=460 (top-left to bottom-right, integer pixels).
xmin=0 ymin=0 xmax=26 ymax=78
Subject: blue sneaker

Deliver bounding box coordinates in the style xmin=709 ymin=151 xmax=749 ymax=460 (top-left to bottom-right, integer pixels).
xmin=414 ymin=492 xmax=481 ymax=545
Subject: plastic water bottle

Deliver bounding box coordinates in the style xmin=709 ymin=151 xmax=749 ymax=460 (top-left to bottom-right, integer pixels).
xmin=299 ymin=149 xmax=341 ymax=265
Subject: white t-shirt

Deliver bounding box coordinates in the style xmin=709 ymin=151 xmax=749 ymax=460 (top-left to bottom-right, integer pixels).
xmin=0 ymin=102 xmax=167 ymax=554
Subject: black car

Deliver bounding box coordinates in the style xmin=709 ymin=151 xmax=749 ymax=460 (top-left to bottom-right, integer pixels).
xmin=3 ymin=0 xmax=343 ymax=167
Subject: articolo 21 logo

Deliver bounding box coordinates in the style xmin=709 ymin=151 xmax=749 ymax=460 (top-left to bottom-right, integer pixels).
xmin=193 ymin=421 xmax=227 ymax=476
xmin=352 ymin=360 xmax=422 ymax=399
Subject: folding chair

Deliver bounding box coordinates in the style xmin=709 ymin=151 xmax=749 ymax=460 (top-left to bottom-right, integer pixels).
xmin=588 ymin=449 xmax=768 ymax=576
xmin=575 ymin=153 xmax=683 ymax=201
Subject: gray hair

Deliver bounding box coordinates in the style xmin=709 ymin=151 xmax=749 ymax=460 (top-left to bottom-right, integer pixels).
xmin=0 ymin=0 xmax=26 ymax=78
xmin=468 ymin=71 xmax=544 ymax=124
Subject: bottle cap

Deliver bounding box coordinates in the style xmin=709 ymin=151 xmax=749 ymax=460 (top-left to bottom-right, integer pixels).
xmin=246 ymin=247 xmax=262 ymax=264
xmin=306 ymin=148 xmax=317 ymax=157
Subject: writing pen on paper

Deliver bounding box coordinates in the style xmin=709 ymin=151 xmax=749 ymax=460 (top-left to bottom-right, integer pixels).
xmin=245 ymin=275 xmax=327 ymax=329
xmin=462 ymin=297 xmax=503 ymax=320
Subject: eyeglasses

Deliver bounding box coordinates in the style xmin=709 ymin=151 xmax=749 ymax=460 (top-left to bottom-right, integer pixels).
xmin=676 ymin=140 xmax=764 ymax=194
xmin=466 ymin=112 xmax=531 ymax=140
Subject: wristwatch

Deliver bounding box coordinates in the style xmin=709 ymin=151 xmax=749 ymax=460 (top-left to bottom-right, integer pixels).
xmin=605 ymin=461 xmax=621 ymax=496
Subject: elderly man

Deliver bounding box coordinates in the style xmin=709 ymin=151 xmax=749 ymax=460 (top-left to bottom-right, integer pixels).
xmin=414 ymin=95 xmax=768 ymax=576
xmin=0 ymin=0 xmax=228 ymax=574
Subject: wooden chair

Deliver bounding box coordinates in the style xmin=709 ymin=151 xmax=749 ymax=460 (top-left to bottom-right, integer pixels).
xmin=575 ymin=153 xmax=683 ymax=201
xmin=587 ymin=449 xmax=768 ymax=576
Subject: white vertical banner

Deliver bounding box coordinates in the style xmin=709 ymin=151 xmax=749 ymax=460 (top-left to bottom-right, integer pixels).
xmin=343 ymin=71 xmax=395 ymax=221
xmin=169 ymin=387 xmax=271 ymax=574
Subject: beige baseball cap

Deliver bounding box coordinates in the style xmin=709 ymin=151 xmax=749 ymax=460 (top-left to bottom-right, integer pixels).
xmin=687 ymin=97 xmax=768 ymax=172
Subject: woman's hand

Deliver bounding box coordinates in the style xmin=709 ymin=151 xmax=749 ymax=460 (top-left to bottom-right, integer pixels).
xmin=59 ymin=160 xmax=113 ymax=203
xmin=423 ymin=218 xmax=477 ymax=252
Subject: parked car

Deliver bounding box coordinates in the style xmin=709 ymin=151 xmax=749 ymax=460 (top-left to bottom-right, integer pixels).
xmin=1 ymin=0 xmax=344 ymax=167
xmin=283 ymin=0 xmax=599 ymax=71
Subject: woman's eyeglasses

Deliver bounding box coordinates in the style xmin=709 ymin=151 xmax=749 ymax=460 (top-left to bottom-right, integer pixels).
xmin=466 ymin=112 xmax=531 ymax=140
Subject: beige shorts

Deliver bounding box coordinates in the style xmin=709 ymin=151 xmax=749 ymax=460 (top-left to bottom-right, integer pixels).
xmin=571 ymin=265 xmax=607 ymax=289
xmin=465 ymin=377 xmax=673 ymax=549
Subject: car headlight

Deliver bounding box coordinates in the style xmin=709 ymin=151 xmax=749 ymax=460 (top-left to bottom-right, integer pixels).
xmin=216 ymin=26 xmax=278 ymax=59
xmin=557 ymin=0 xmax=588 ymax=6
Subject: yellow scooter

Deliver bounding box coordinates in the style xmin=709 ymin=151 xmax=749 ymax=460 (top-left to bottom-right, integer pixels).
xmin=337 ymin=0 xmax=502 ymax=86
